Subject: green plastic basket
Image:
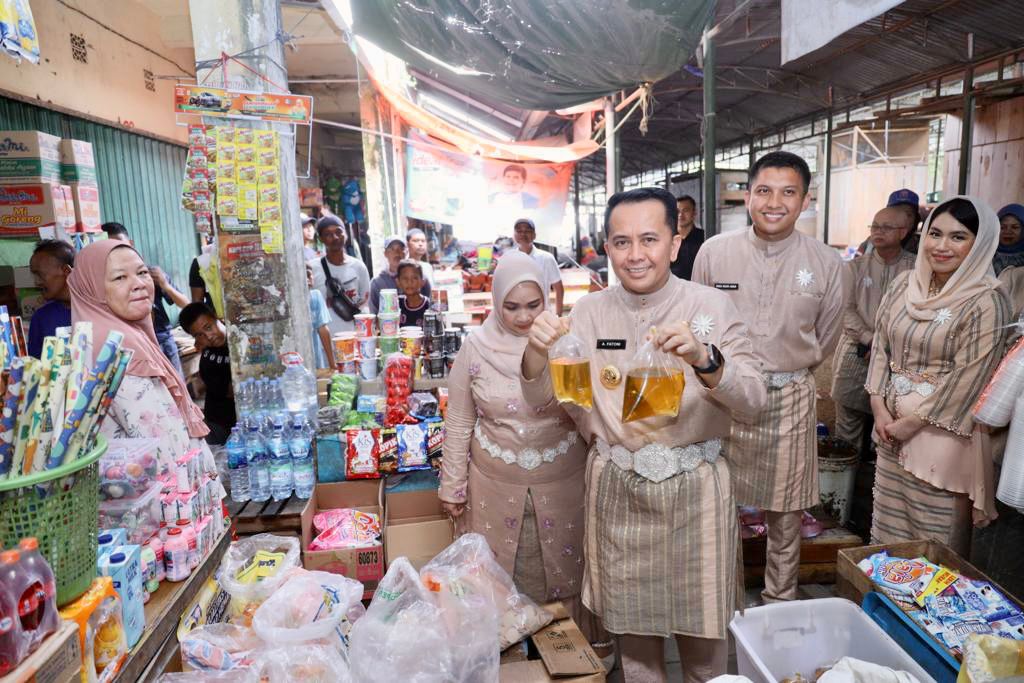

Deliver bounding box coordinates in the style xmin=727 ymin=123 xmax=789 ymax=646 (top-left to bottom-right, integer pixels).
xmin=0 ymin=436 xmax=107 ymax=606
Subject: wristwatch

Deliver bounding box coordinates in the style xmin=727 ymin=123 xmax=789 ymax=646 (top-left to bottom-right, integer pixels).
xmin=693 ymin=343 xmax=723 ymax=375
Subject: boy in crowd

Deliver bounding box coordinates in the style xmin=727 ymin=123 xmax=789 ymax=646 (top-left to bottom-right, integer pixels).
xmin=178 ymin=303 xmax=236 ymax=444
xmin=397 ymin=260 xmax=429 ymax=328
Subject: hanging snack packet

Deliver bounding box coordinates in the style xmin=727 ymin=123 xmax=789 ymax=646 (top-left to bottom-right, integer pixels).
xmin=622 ymin=327 xmax=684 ymax=423
xmin=549 ymin=331 xmax=592 ymax=410
xmin=345 ymin=428 xmax=380 ymax=479
xmin=397 ymin=423 xmax=429 ymax=472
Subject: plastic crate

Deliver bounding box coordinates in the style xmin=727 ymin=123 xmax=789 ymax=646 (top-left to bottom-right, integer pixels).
xmin=729 ymin=597 xmax=935 ymax=683
xmin=861 ymin=592 xmax=959 ymax=683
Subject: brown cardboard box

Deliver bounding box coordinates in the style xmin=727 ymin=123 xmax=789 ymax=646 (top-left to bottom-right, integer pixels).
xmin=58 ymin=139 xmax=97 ymax=186
xmin=836 ymin=539 xmax=1023 ymax=607
xmin=0 ymin=183 xmax=75 ymax=238
xmin=0 ymin=130 xmax=61 ymax=184
xmin=301 ymin=480 xmax=385 ymax=593
xmin=499 ymin=603 xmax=605 ymax=682
xmin=8 ymin=621 xmax=82 ymax=683
xmin=383 ymin=486 xmax=454 ymax=570
xmin=68 ymin=182 xmax=101 ymax=232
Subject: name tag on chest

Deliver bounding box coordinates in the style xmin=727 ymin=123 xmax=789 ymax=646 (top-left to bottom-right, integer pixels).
xmin=715 ymin=283 xmax=739 ymax=291
xmin=596 ymin=339 xmax=626 ymax=350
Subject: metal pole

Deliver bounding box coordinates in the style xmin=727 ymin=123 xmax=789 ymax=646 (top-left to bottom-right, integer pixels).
xmin=188 ymin=0 xmax=314 ymax=380
xmin=957 ymin=33 xmax=975 ymax=195
xmin=573 ymin=168 xmax=581 ymax=261
xmin=604 ymin=96 xmax=619 ymax=285
xmin=702 ymin=29 xmax=717 ymax=237
xmin=747 ymin=137 xmax=756 ymax=226
xmin=823 ymin=110 xmax=833 ymax=245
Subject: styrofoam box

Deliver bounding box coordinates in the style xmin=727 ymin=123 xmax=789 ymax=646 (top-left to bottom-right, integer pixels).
xmin=729 ymin=598 xmax=936 ymax=683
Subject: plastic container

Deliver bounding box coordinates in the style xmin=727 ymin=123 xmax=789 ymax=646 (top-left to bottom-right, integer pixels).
xmin=378 ymin=314 xmax=400 ymax=337
xmin=144 ymin=537 xmax=165 ymax=583
xmin=729 ymin=598 xmax=935 ymax=683
xmin=267 ymin=422 xmax=293 ymax=501
xmin=245 ymin=424 xmax=270 ymax=503
xmin=97 ymin=480 xmax=163 ymax=545
xmin=225 ymin=427 xmax=249 ymax=503
xmin=175 ymin=520 xmax=199 ymax=569
xmin=98 ymin=437 xmax=161 ymax=500
xmin=353 ymin=313 xmax=376 ymax=338
xmin=0 ymin=552 xmax=22 ymax=675
xmin=289 ymin=420 xmax=314 ymax=499
xmin=378 ymin=288 xmax=400 ymax=315
xmin=861 ymin=592 xmax=958 ymax=682
xmin=16 ymin=538 xmax=58 ymax=650
xmin=331 ymin=332 xmax=357 ymax=362
xmin=379 ymin=336 xmax=400 ymax=356
xmin=818 ymin=437 xmax=859 ymax=526
xmin=97 ymin=547 xmax=144 ymax=647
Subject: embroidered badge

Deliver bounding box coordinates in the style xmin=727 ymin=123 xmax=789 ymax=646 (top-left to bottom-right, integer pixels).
xmin=796 ymin=269 xmax=815 ymax=288
xmin=934 ymin=308 xmax=952 ymax=326
xmin=691 ymin=314 xmax=715 ymax=338
xmin=863 ymin=276 xmax=874 ymax=288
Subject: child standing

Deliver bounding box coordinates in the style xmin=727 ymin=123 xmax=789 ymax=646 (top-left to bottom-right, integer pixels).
xmin=397 ymin=259 xmax=429 ymax=329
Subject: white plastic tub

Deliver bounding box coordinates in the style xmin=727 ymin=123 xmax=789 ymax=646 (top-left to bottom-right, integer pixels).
xmin=729 ymin=598 xmax=935 ymax=683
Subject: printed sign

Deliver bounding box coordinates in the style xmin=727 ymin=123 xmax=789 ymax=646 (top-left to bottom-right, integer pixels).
xmin=174 ymin=85 xmax=313 ymax=124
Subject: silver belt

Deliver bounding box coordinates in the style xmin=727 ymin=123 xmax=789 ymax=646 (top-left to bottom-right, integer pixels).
xmin=765 ymin=368 xmax=810 ymax=389
xmin=596 ymin=437 xmax=721 ymax=483
xmin=891 ymin=374 xmax=935 ymax=398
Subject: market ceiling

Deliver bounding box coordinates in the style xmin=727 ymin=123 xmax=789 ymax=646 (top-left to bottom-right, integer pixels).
xmin=608 ymin=0 xmax=1024 ymax=181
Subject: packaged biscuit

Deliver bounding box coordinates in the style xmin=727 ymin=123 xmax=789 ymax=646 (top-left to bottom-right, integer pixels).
xmin=188 ymin=125 xmax=208 ymax=146
xmin=218 ymin=144 xmax=236 ymax=163
xmin=258 ymin=149 xmax=278 ymax=166
xmin=257 ymin=165 xmax=278 ymax=185
xmin=255 ymin=130 xmax=277 ymax=149
xmin=191 ymin=190 xmax=212 ymax=213
xmin=345 ymin=428 xmax=380 ymax=479
xmin=216 ymin=160 xmax=236 ymax=181
xmin=188 ymin=147 xmax=209 ymax=170
xmin=189 ymin=169 xmax=211 ymax=193
xmin=216 ymin=195 xmax=238 ymax=217
xmin=235 ymin=128 xmax=255 ymax=145
xmin=217 ymin=127 xmax=236 ymax=145
xmin=259 ymin=202 xmax=281 ymax=224
xmin=259 ymin=185 xmax=280 ymax=204
xmin=194 ymin=212 xmax=213 ymax=234
xmin=218 ymin=178 xmax=237 ymax=200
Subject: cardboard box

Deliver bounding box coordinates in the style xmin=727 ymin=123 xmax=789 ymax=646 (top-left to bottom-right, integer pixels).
xmin=301 ymin=480 xmax=385 ymax=591
xmin=68 ymin=183 xmax=101 ymax=232
xmin=0 ymin=183 xmax=75 ymax=237
xmin=7 ymin=621 xmax=82 ymax=683
xmin=499 ymin=603 xmax=605 ymax=682
xmin=836 ymin=539 xmax=1023 ymax=608
xmin=0 ymin=131 xmax=61 ymax=184
xmin=384 ymin=486 xmax=454 ymax=570
xmin=59 ymin=139 xmax=97 ymax=186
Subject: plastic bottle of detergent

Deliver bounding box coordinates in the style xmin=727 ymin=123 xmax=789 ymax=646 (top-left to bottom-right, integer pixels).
xmin=245 ymin=423 xmax=270 ymax=503
xmin=268 ymin=418 xmax=293 ymax=501
xmin=0 ymin=551 xmax=26 ymax=675
xmin=290 ymin=417 xmax=314 ymax=499
xmin=16 ymin=539 xmax=56 ymax=649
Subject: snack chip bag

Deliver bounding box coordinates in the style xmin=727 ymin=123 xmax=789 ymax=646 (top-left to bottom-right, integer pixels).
xmin=234 ymin=128 xmax=255 ymax=145
xmin=396 ymin=423 xmax=429 ymax=472
xmin=872 ymin=555 xmax=937 ymax=599
xmin=345 ymin=428 xmax=380 ymax=479
xmin=236 ymin=144 xmax=255 ymax=164
xmin=378 ymin=427 xmax=398 ymax=475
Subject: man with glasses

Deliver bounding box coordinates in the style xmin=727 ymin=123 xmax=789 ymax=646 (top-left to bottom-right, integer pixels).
xmin=830 ymin=206 xmax=915 ymax=457
xmin=178 ymin=303 xmax=236 ymax=444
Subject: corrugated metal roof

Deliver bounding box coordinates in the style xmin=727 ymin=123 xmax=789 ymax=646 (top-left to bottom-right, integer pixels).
xmin=617 ymin=0 xmax=1024 ymax=177
xmin=0 ymin=97 xmax=198 ymax=294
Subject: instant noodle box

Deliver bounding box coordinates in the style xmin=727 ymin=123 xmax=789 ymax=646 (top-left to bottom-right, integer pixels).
xmin=300 ymin=480 xmax=384 ymax=596
xmin=0 ymin=183 xmax=75 ymax=237
xmin=68 ymin=183 xmax=102 ymax=232
xmin=0 ymin=130 xmax=61 ymax=183
xmin=59 ymin=139 xmax=97 ymax=186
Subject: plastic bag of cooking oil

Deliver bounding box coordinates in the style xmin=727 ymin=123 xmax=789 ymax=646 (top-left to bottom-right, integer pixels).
xmin=621 ymin=328 xmax=684 ymax=423
xmin=549 ymin=331 xmax=592 ymax=410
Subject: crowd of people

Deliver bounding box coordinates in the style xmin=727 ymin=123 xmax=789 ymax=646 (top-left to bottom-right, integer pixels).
xmin=19 ymin=148 xmax=1024 ymax=682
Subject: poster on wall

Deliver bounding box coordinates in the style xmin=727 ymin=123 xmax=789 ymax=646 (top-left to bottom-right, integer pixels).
xmin=404 ymin=132 xmax=573 ymax=245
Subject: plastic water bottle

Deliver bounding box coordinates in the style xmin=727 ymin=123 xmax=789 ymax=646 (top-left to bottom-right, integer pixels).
xmin=225 ymin=427 xmax=250 ymax=502
xmin=290 ymin=417 xmax=314 ymax=499
xmin=245 ymin=424 xmax=270 ymax=502
xmin=237 ymin=379 xmax=253 ymax=421
xmin=268 ymin=419 xmax=293 ymax=500
xmin=280 ymin=352 xmax=317 ymax=422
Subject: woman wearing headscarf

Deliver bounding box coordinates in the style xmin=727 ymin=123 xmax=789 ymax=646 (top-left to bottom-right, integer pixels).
xmin=993 ymin=203 xmax=1024 ymax=274
xmin=69 ymin=240 xmax=219 ymax=479
xmin=866 ymin=196 xmax=1011 ymax=555
xmin=439 ymin=251 xmax=602 ymax=644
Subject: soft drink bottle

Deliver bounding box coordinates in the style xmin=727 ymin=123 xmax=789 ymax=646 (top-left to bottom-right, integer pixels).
xmin=268 ymin=420 xmax=293 ymax=501
xmin=16 ymin=539 xmax=56 ymax=649
xmin=246 ymin=424 xmax=270 ymax=502
xmin=290 ymin=417 xmax=314 ymax=499
xmin=0 ymin=551 xmax=25 ymax=675
xmin=225 ymin=427 xmax=250 ymax=503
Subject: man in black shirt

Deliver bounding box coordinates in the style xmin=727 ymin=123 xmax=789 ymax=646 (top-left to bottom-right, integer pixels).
xmin=669 ymin=194 xmax=704 ymax=280
xmin=179 ymin=303 xmax=236 ymax=445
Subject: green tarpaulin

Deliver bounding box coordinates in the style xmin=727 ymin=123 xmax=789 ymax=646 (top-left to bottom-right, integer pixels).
xmin=352 ymin=1 xmax=715 ymax=111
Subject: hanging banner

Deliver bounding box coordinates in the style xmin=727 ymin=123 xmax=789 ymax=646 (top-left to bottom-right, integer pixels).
xmin=781 ymin=0 xmax=904 ymax=64
xmin=174 ymin=85 xmax=313 ymax=124
xmin=404 ymin=133 xmax=573 ymax=244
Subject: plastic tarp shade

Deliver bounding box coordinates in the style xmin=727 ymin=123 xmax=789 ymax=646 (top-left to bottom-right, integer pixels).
xmin=352 ymin=0 xmax=716 ymax=111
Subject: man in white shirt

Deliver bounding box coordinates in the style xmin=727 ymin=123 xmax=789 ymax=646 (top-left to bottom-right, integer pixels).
xmin=406 ymin=228 xmax=436 ymax=287
xmin=310 ymin=215 xmax=370 ymax=334
xmin=512 ymin=218 xmax=563 ymax=314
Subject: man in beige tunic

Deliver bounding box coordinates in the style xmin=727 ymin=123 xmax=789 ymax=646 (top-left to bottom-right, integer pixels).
xmin=522 ymin=188 xmax=767 ymax=682
xmin=692 ymin=151 xmax=847 ymax=603
xmin=830 ymin=206 xmax=915 ymax=452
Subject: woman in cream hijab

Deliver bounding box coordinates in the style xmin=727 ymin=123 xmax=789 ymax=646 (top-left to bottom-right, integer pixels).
xmin=866 ymin=196 xmax=1011 ymax=555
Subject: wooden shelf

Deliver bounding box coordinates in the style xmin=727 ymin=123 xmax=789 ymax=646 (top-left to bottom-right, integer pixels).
xmin=226 ymin=494 xmax=307 ymax=537
xmin=114 ymin=528 xmax=232 ymax=682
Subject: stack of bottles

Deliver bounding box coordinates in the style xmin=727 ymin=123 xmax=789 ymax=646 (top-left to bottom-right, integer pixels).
xmin=0 ymin=538 xmax=59 ymax=675
xmin=226 ymin=355 xmax=317 ymax=504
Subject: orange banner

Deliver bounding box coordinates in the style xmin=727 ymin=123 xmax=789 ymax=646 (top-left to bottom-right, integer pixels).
xmin=174 ymin=85 xmax=313 ymax=124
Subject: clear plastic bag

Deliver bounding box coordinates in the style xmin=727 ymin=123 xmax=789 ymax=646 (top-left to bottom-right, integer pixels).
xmin=252 ymin=568 xmax=365 ymax=652
xmin=621 ymin=328 xmax=685 ymax=423
xmin=249 ymin=644 xmax=352 ymax=683
xmin=158 ymin=671 xmax=256 ymax=683
xmin=348 ymin=558 xmax=453 ymax=682
xmin=549 ymin=331 xmax=592 ymax=410
xmin=179 ymin=623 xmax=263 ymax=672
xmin=216 ymin=534 xmax=301 ymax=625
xmin=420 ymin=533 xmax=552 ymax=650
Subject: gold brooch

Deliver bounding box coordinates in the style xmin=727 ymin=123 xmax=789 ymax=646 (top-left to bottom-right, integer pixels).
xmin=600 ymin=365 xmax=622 ymax=389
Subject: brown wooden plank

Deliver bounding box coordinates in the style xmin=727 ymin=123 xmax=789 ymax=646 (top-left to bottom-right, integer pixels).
xmin=238 ymin=498 xmax=269 ymax=520
xmin=280 ymin=495 xmax=308 ymax=517
xmin=116 ymin=529 xmax=232 ymax=683
xmin=260 ymin=497 xmax=288 ymax=518
xmin=232 ymin=495 xmax=306 ymax=537
xmin=225 ymin=498 xmax=248 ymax=518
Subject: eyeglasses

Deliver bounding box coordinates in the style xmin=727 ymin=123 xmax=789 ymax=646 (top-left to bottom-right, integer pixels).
xmin=868 ymin=223 xmax=903 ymax=233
